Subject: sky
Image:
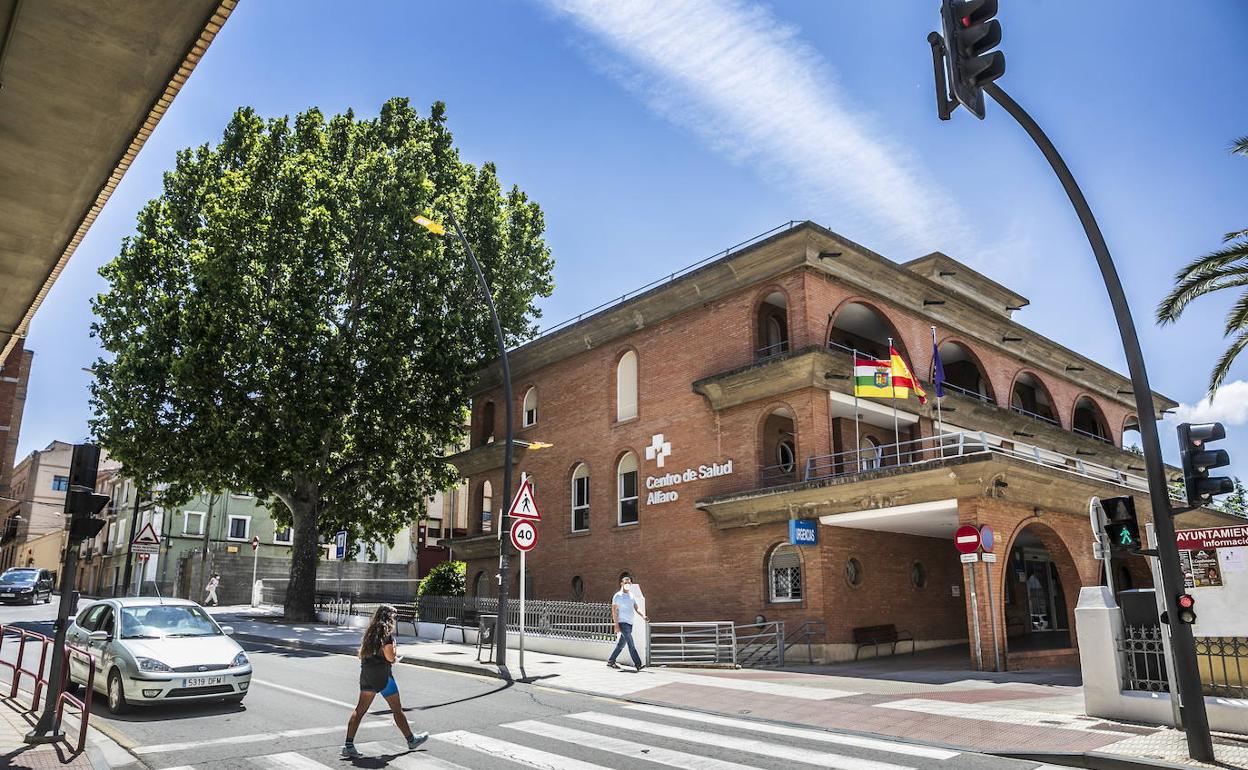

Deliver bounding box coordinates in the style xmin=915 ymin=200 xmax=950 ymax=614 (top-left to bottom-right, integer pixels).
xmin=15 ymin=0 xmax=1248 ymax=477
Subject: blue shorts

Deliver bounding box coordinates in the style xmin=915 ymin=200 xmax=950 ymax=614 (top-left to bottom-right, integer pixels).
xmin=364 ymin=676 xmax=399 ymax=698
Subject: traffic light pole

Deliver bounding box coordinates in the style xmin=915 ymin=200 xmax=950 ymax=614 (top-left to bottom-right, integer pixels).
xmin=982 ymin=82 xmax=1214 ymax=762
xmin=445 ymin=210 xmax=513 ymax=671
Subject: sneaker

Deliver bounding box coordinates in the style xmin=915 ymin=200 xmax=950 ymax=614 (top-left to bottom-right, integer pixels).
xmin=606 ymin=661 xmax=620 ymax=669
xmin=342 ymin=744 xmax=362 ymax=758
xmin=406 ymin=732 xmax=430 ymax=750
xmin=635 ymin=664 xmax=645 ymax=672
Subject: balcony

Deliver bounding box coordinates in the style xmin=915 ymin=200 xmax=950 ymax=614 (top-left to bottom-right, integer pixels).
xmin=446 ymin=440 xmax=530 ymax=478
xmin=445 ymin=532 xmax=501 ymax=561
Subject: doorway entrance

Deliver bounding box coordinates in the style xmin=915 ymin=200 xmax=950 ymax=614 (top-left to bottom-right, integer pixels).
xmin=1004 ymin=528 xmax=1071 ymax=651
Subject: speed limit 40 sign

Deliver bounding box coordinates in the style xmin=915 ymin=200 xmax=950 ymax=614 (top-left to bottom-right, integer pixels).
xmin=510 ymin=519 xmax=538 ymax=552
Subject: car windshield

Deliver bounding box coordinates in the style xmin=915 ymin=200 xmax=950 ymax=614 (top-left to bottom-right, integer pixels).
xmin=120 ymin=605 xmax=221 ymax=639
xmin=0 ymin=570 xmax=37 ymax=584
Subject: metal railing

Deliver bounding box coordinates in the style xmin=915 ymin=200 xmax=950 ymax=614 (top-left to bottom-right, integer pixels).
xmin=1009 ymin=404 xmax=1060 ymax=426
xmin=784 ymin=619 xmax=827 ymax=665
xmin=755 ymin=340 xmax=790 ymax=361
xmin=1195 ymin=636 xmax=1248 ymax=698
xmin=1120 ymin=624 xmax=1169 ymax=693
xmin=759 ymin=463 xmax=799 ymax=488
xmin=934 ymin=380 xmax=993 ymax=403
xmin=735 ymin=621 xmax=785 ymax=667
xmin=59 ymin=645 xmax=96 ymax=754
xmin=1073 ymin=426 xmax=1113 ymax=444
xmin=648 ymin=622 xmax=737 ymax=667
xmin=0 ymin=626 xmax=96 ymax=754
xmin=1 ymin=624 xmax=53 ymax=711
xmin=415 ymin=596 xmax=614 ymax=642
xmin=802 ymin=431 xmax=1162 ymax=497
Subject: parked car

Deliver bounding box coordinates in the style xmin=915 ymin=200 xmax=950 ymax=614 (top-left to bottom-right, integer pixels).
xmin=66 ymin=598 xmax=252 ymax=714
xmin=0 ymin=568 xmax=54 ymax=604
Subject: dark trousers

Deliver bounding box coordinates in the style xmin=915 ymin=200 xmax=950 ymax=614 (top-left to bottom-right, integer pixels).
xmin=609 ymin=622 xmax=642 ymax=667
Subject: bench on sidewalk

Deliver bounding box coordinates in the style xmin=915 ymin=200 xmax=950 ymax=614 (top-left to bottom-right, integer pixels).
xmin=395 ymin=603 xmax=418 ymax=638
xmin=852 ymin=624 xmax=914 ymax=660
xmin=442 ymin=609 xmax=479 ymax=644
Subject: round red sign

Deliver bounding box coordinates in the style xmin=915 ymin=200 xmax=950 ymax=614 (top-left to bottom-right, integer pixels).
xmin=510 ymin=519 xmax=538 ymax=552
xmin=954 ymin=524 xmax=981 ymax=554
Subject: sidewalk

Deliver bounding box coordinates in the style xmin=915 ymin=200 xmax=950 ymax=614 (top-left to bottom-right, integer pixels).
xmin=219 ymin=607 xmax=1248 ymax=770
xmin=0 ymin=698 xmax=95 ymax=769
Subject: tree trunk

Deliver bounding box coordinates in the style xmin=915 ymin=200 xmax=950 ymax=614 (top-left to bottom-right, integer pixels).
xmin=282 ymin=484 xmax=321 ymax=621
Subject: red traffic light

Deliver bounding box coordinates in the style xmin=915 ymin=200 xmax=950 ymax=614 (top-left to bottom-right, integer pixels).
xmin=1177 ymin=593 xmax=1195 ymax=609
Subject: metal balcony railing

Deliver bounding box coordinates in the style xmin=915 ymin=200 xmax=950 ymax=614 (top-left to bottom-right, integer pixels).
xmin=1010 ymin=405 xmax=1060 ymax=426
xmin=755 ymin=340 xmax=790 ymax=361
xmin=1073 ymin=426 xmax=1113 ymax=444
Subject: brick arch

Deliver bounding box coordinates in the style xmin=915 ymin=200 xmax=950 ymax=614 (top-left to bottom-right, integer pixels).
xmin=1121 ymin=414 xmax=1142 ymax=451
xmin=762 ymin=540 xmax=806 ymax=606
xmin=1070 ymin=392 xmax=1112 ymax=442
xmin=1007 ymin=369 xmax=1064 ymax=428
xmin=826 ymin=296 xmax=912 ymax=364
xmin=520 ymin=384 xmax=539 ymax=428
xmin=757 ymin=401 xmax=800 ymax=482
xmin=998 ymin=518 xmax=1086 ymax=652
xmin=753 ymin=285 xmax=792 ymax=358
xmin=935 ymin=334 xmax=998 ymax=404
xmin=476 ymin=399 xmax=496 ymax=446
xmin=568 ymin=460 xmax=591 ymax=532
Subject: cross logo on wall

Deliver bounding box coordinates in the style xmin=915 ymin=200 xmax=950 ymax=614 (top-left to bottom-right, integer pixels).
xmin=646 ymin=433 xmax=672 ymax=468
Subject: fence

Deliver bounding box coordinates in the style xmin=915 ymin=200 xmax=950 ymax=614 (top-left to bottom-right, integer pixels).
xmin=1118 ymin=625 xmax=1248 ymax=699
xmin=0 ymin=625 xmax=96 ymax=754
xmin=735 ymin=621 xmax=785 ymax=667
xmin=421 ymin=597 xmax=614 ymax=641
xmin=648 ymin=622 xmax=737 ymax=666
xmin=258 ymin=577 xmax=423 ymax=608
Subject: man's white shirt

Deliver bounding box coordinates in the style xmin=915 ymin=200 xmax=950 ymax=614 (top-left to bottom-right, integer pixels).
xmin=612 ymin=590 xmax=639 ymax=624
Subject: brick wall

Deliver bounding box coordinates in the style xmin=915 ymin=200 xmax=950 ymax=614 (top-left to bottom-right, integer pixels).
xmin=0 ymin=342 xmax=33 ymax=498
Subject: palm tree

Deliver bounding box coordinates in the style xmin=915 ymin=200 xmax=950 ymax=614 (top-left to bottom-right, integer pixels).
xmin=1157 ymin=136 xmax=1248 ymax=394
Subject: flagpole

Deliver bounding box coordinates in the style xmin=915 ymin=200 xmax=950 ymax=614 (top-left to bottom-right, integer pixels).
xmin=931 ymin=327 xmax=944 ymax=458
xmin=889 ymin=338 xmax=901 ymax=465
xmin=852 ymin=346 xmax=861 ymax=473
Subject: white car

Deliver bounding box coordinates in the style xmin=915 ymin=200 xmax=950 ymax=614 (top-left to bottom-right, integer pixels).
xmin=66 ymin=597 xmax=252 ymax=714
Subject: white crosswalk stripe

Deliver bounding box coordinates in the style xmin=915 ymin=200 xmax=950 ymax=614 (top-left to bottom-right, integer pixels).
xmin=504 ymin=719 xmax=760 ymax=770
xmin=625 ymin=703 xmax=960 ymax=760
xmin=567 ymin=712 xmax=915 ymax=770
xmin=134 ymin=721 xmax=391 ymax=755
xmin=433 ymin=729 xmax=613 ymax=769
xmin=353 ymin=742 xmax=474 ymax=769
xmin=250 ymin=751 xmax=334 ymax=769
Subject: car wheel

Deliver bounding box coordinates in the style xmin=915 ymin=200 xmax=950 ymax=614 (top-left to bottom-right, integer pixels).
xmin=107 ymin=670 xmax=129 ymax=715
xmin=43 ymin=591 xmax=51 ymax=604
xmin=25 ymin=592 xmax=36 ymax=606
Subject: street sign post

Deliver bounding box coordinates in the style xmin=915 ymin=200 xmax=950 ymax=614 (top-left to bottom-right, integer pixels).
xmin=979 ymin=525 xmax=1001 ymax=671
xmin=250 ymin=535 xmax=261 ymax=607
xmin=510 ymin=520 xmax=537 ymax=552
xmin=508 ymin=479 xmax=541 ymax=520
xmin=955 ymin=524 xmax=981 ymax=554
xmin=335 ymin=531 xmax=348 ymax=601
xmin=506 ymin=483 xmax=542 ymax=671
xmin=955 ymin=524 xmax=984 ymax=670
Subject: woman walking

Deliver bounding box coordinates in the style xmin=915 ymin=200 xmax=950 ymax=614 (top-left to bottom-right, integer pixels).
xmin=343 ymin=605 xmax=428 ymax=757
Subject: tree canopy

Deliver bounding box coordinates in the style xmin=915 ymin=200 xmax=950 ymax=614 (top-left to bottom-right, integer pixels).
xmin=90 ymin=98 xmax=553 ymax=619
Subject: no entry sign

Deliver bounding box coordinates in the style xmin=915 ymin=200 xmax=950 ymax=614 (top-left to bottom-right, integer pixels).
xmin=955 ymin=524 xmax=981 ymax=554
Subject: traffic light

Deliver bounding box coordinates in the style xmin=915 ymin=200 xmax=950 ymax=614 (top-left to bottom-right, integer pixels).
xmin=940 ymin=0 xmax=1006 ymax=119
xmin=66 ymin=443 xmax=102 ymax=491
xmin=65 ymin=490 xmax=109 ymax=543
xmin=1102 ymin=496 xmax=1141 ymax=554
xmin=1176 ymin=593 xmax=1197 ymax=624
xmin=1178 ymin=422 xmax=1234 ymax=505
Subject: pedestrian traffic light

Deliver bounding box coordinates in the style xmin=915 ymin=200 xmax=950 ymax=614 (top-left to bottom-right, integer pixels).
xmin=1176 ymin=593 xmax=1197 ymax=625
xmin=940 ymin=0 xmax=1006 ymax=119
xmin=1178 ymin=422 xmax=1234 ymax=505
xmin=1101 ymin=496 xmax=1141 ymax=554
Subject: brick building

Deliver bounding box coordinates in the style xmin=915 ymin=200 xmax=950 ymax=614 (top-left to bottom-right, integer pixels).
xmin=448 ymin=221 xmax=1237 ymax=670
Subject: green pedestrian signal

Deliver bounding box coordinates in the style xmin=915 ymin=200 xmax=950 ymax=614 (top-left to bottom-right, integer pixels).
xmin=1102 ymin=496 xmax=1142 ymax=554
xmin=1118 ymin=527 xmax=1135 ymax=547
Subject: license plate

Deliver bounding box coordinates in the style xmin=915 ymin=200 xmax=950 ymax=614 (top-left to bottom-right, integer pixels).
xmin=0 ymin=593 xmax=12 ymax=598
xmin=183 ymin=676 xmax=224 ymax=687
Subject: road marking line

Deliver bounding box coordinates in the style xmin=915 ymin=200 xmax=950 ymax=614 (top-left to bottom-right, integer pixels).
xmin=434 ymin=730 xmax=612 ymax=769
xmin=355 ymin=742 xmax=472 ymax=769
xmin=250 ymin=678 xmax=358 ymax=708
xmin=250 ymin=751 xmax=335 ymax=769
xmin=567 ymin=712 xmax=914 ymax=770
xmin=626 ymin=704 xmax=960 ymax=760
xmin=132 ymin=722 xmax=389 ymax=754
xmin=505 ymin=719 xmax=762 ymax=769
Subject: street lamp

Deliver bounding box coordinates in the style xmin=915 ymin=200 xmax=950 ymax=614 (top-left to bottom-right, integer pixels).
xmin=415 ymin=210 xmax=516 ymax=669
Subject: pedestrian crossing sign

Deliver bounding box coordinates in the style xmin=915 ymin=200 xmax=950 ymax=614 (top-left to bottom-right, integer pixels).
xmin=508 ymin=479 xmax=542 ymax=521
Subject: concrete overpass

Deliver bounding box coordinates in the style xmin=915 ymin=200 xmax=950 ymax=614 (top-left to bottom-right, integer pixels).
xmin=0 ymin=0 xmax=237 ymax=366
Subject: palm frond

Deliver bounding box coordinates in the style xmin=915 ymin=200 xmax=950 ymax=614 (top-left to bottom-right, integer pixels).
xmin=1209 ymin=328 xmax=1248 ymax=395
xmin=1233 ymin=136 xmax=1248 ymax=156
xmin=1171 ymin=242 xmax=1248 ymax=283
xmin=1226 ymin=290 xmax=1248 ymax=338
xmin=1156 ymin=265 xmax=1248 ymax=324
xmin=1224 ymin=229 xmax=1248 ymax=244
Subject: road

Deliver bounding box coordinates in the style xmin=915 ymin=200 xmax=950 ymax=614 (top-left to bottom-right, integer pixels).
xmin=3 ymin=600 xmax=1060 ymax=770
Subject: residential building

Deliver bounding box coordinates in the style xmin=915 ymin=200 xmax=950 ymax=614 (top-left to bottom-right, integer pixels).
xmin=447 ymin=221 xmax=1241 ymax=670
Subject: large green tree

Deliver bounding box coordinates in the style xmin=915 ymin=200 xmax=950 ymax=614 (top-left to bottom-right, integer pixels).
xmin=90 ymin=99 xmax=553 ymax=620
xmin=1157 ymin=136 xmax=1248 ymax=393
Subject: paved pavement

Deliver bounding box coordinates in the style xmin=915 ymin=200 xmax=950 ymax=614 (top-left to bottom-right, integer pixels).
xmin=212 ymin=606 xmax=1248 ymax=770
xmin=2 ymin=601 xmax=1064 ymax=770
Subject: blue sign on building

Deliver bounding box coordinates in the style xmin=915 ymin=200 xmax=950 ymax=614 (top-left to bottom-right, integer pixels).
xmin=789 ymin=519 xmax=818 ymax=546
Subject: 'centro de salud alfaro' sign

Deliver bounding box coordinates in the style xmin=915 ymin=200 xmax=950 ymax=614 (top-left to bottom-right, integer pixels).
xmin=645 ymin=461 xmax=734 ymax=504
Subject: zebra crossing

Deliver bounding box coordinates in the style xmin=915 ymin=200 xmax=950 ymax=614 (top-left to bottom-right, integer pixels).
xmin=147 ymin=703 xmax=1040 ymax=770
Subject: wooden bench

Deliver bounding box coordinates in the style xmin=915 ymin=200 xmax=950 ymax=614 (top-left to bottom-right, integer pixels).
xmin=395 ymin=603 xmax=418 ymax=638
xmin=852 ymin=624 xmax=914 ymax=660
xmin=441 ymin=609 xmax=479 ymax=644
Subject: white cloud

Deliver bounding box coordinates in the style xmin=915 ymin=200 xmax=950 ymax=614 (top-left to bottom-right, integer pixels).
xmin=540 ymin=0 xmax=965 ymax=253
xmin=1169 ymin=380 xmax=1248 ymax=426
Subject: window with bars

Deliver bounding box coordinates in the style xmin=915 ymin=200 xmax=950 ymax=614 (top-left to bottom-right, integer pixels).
xmin=769 ymin=545 xmax=802 ymax=601
xmin=571 ymin=464 xmax=589 ymax=532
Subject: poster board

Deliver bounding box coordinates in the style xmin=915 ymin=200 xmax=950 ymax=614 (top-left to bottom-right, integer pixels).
xmin=1175 ymin=526 xmax=1248 ymax=637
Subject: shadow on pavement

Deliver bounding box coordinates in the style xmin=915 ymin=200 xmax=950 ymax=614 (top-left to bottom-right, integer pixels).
xmin=415 ymin=679 xmax=513 ymax=711
xmin=96 ymin=700 xmax=247 ymax=723
xmin=778 ymin=645 xmax=1082 ymax=687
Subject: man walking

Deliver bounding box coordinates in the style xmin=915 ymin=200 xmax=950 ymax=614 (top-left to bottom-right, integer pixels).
xmin=607 ymin=575 xmax=648 ymax=671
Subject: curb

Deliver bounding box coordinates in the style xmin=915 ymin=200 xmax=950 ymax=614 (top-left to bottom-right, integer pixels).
xmin=234 ymin=632 xmax=1201 ymax=770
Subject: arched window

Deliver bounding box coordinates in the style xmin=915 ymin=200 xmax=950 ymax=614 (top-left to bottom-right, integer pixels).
xmin=618 ymin=452 xmax=639 ymax=526
xmin=760 ymin=407 xmax=797 ymax=486
xmin=479 ymin=401 xmax=496 ymax=446
xmin=1122 ymin=416 xmax=1142 ymax=453
xmin=1073 ymin=396 xmax=1111 ymax=443
xmin=769 ymin=544 xmax=802 ymax=601
xmin=571 ymin=575 xmax=585 ymax=600
xmin=827 ymin=301 xmax=906 ymax=361
xmin=756 ymin=291 xmax=789 ymax=359
xmin=522 ymin=388 xmax=538 ymax=427
xmin=936 ymin=341 xmax=994 ymax=402
xmin=616 ymin=351 xmax=639 ymax=422
xmin=859 ymin=436 xmax=881 ymax=471
xmin=1010 ymin=372 xmax=1057 ymax=425
xmin=481 ymin=481 xmax=493 ymax=534
xmin=571 ymin=463 xmax=590 ymax=532
xmin=473 ymin=571 xmax=487 ymax=598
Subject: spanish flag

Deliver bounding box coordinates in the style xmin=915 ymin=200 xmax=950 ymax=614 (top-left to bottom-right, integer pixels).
xmin=889 ymin=346 xmax=928 ymax=405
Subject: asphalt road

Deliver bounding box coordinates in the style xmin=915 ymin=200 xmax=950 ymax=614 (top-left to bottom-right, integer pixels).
xmin=3 ymin=600 xmax=1058 ymax=770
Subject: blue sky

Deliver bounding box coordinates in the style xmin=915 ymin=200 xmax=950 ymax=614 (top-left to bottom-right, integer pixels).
xmin=17 ymin=0 xmax=1248 ymax=476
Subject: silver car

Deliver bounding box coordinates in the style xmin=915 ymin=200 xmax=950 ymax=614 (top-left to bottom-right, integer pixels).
xmin=66 ymin=597 xmax=252 ymax=714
